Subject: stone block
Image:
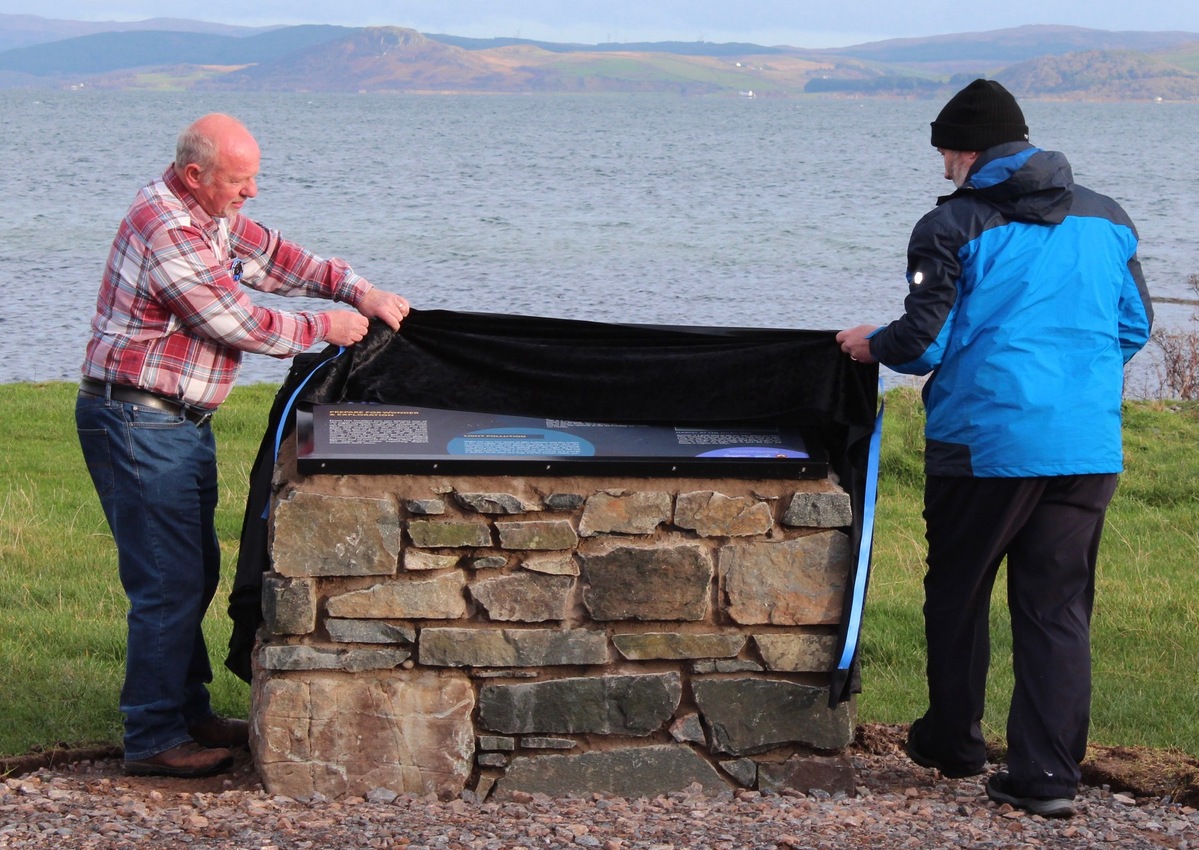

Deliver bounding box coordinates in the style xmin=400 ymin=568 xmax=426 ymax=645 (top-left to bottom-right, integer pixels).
xmin=253 ymin=670 xmax=474 ymax=800
xmin=782 ymin=491 xmax=853 ymax=528
xmin=674 ymin=491 xmax=773 ymax=537
xmin=578 ymin=490 xmax=672 ymax=536
xmin=543 ymin=493 xmax=585 ymax=511
xmin=405 ymin=499 xmax=446 ymax=516
xmin=470 ymin=573 xmax=575 ymax=622
xmin=262 ymin=574 xmax=317 ymax=635
xmin=753 ymin=633 xmax=839 ymax=672
xmin=720 ymin=531 xmax=850 ymax=625
xmin=257 ymin=645 xmax=410 ymax=673
xmin=719 ymin=758 xmax=757 ymax=787
xmin=692 ymin=677 xmax=855 ymax=755
xmin=495 ymin=520 xmax=579 ymax=551
xmin=491 ymin=745 xmax=728 ymax=800
xmin=469 ymin=556 xmax=508 ymax=570
xmin=478 ymin=673 xmax=681 ymax=736
xmin=419 ymin=627 xmax=609 ymax=668
xmin=326 ymin=619 xmax=415 ymax=645
xmin=404 ymin=550 xmax=460 ymax=571
xmin=691 ymin=659 xmax=764 ymax=673
xmin=521 ymin=737 xmax=576 ymax=749
xmin=407 ymin=520 xmax=492 ymax=549
xmin=271 ymin=492 xmax=399 ymax=577
xmin=454 ymin=492 xmax=534 ymax=515
xmin=758 ymin=754 xmax=856 ymax=796
xmin=521 ymin=553 xmax=579 ymax=576
xmin=326 ymin=572 xmax=468 ymax=620
xmin=669 ymin=713 xmax=706 ymax=745
xmin=477 ymin=736 xmax=515 ymax=752
xmin=580 ymin=545 xmax=712 ymax=621
xmin=612 ymin=632 xmax=746 ymax=660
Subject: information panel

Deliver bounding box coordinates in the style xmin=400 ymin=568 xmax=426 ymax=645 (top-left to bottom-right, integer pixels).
xmin=296 ymin=404 xmax=827 ymax=479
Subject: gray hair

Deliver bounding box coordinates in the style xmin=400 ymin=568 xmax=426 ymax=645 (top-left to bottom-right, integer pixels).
xmin=175 ymin=123 xmax=219 ymax=173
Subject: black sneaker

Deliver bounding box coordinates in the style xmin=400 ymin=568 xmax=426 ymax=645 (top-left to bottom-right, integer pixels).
xmin=986 ymin=772 xmax=1076 ymax=818
xmin=905 ymin=722 xmax=986 ymax=778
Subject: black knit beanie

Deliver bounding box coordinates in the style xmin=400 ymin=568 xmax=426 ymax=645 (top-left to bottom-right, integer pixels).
xmin=930 ymin=79 xmax=1029 ymax=151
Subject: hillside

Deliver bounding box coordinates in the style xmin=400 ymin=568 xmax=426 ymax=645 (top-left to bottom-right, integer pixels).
xmin=2 ymin=15 xmax=1199 ymax=100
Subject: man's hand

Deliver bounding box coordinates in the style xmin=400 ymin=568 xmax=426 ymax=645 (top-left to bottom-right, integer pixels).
xmin=357 ymin=288 xmax=410 ymax=332
xmin=322 ymin=310 xmax=370 ymax=346
xmin=835 ymin=324 xmax=881 ymax=364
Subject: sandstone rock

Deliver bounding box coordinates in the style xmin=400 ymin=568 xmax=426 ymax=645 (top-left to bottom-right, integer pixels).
xmin=782 ymin=491 xmax=853 ymax=528
xmin=253 ymin=670 xmax=474 ymax=800
xmin=407 ymin=520 xmax=492 ymax=549
xmin=692 ymin=677 xmax=855 ymax=754
xmin=720 ymin=532 xmax=850 ymax=625
xmin=495 ymin=520 xmax=579 ymax=550
xmin=580 ymin=545 xmax=712 ymax=621
xmin=674 ymin=491 xmax=773 ymax=537
xmin=262 ymin=575 xmax=317 ymax=635
xmin=578 ymin=491 xmax=672 ymax=536
xmin=478 ymin=673 xmax=681 ymax=736
xmin=272 ymin=492 xmax=400 ymax=577
xmin=470 ymin=573 xmax=575 ymax=622
xmin=326 ymin=572 xmax=468 ymax=620
xmin=418 ymin=627 xmax=609 ymax=668
xmin=612 ymin=632 xmax=746 ymax=660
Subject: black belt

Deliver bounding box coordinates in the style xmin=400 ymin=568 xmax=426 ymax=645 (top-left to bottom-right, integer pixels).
xmin=79 ymin=378 xmax=214 ymax=426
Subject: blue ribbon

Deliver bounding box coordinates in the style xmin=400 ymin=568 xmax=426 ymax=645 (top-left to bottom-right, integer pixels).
xmin=262 ymin=346 xmax=346 ymax=519
xmin=837 ymin=381 xmax=885 ymax=671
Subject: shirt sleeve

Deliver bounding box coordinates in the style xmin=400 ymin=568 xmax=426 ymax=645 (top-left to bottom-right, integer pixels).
xmin=229 ymin=215 xmax=373 ymax=307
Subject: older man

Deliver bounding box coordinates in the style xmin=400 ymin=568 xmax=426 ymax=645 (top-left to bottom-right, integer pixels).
xmin=837 ymin=80 xmax=1152 ymax=817
xmin=76 ymin=113 xmax=410 ymax=777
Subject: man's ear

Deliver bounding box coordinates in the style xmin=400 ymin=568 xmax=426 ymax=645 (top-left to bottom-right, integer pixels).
xmin=178 ymin=162 xmax=205 ymax=191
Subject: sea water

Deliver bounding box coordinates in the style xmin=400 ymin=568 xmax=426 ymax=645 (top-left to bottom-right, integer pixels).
xmin=1 ymin=91 xmax=1194 ymax=389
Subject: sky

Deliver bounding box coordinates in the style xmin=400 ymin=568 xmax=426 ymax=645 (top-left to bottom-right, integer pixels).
xmin=6 ymin=0 xmax=1199 ymax=48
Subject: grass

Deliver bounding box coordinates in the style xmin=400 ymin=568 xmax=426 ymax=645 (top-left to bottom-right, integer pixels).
xmin=1 ymin=382 xmax=1196 ymax=759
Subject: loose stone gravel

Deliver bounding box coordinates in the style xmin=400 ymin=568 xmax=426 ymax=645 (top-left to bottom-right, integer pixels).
xmin=1 ymin=745 xmax=1195 ymax=850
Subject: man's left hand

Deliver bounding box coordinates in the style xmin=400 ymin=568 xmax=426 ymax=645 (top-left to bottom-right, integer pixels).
xmin=358 ymin=288 xmax=410 ymax=331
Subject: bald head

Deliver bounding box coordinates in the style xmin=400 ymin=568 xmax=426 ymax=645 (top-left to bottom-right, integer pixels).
xmin=175 ymin=113 xmax=258 ymax=173
xmin=174 ymin=113 xmax=261 ymax=218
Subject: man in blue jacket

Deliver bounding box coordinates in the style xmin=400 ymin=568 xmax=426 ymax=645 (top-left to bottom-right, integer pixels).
xmin=837 ymin=79 xmax=1153 ymax=818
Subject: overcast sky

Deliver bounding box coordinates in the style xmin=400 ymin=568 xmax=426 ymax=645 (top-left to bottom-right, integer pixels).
xmin=8 ymin=0 xmax=1199 ymax=48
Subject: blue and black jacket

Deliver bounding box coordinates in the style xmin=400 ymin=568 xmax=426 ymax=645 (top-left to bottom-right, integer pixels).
xmin=870 ymin=141 xmax=1153 ymax=477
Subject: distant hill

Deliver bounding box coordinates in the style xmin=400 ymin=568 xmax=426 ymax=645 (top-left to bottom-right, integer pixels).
xmin=0 ymin=24 xmax=353 ymax=75
xmin=3 ymin=15 xmax=1199 ymax=100
xmin=997 ymin=49 xmax=1199 ymax=100
xmin=0 ymin=13 xmax=275 ymax=52
xmin=820 ymin=24 xmax=1199 ymax=68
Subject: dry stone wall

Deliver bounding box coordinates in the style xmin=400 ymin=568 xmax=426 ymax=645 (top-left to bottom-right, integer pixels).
xmin=253 ymin=468 xmax=858 ymax=801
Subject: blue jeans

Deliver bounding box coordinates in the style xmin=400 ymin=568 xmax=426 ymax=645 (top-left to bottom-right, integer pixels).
xmin=76 ymin=391 xmax=220 ymax=760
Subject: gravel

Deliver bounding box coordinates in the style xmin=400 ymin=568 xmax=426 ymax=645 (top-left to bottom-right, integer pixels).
xmin=1 ymin=739 xmax=1196 ymax=850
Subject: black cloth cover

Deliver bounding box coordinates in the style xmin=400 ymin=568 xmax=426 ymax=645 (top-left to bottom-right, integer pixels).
xmin=225 ymin=309 xmax=879 ymax=703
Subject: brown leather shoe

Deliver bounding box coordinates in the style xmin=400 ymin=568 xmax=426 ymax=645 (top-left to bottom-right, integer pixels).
xmin=124 ymin=742 xmax=234 ymax=777
xmin=187 ymin=715 xmax=250 ymax=748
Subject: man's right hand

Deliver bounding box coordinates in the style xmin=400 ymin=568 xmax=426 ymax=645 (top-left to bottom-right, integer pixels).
xmin=322 ymin=310 xmax=370 ymax=346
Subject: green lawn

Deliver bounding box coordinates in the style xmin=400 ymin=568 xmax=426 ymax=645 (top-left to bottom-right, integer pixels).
xmin=1 ymin=382 xmax=1196 ymax=759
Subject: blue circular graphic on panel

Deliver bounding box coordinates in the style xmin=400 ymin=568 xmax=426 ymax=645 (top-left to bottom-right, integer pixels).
xmin=697 ymin=446 xmax=809 ymax=458
xmin=448 ymin=428 xmax=596 ymax=457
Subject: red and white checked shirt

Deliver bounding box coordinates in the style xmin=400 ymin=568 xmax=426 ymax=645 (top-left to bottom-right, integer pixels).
xmin=82 ymin=166 xmax=373 ymax=411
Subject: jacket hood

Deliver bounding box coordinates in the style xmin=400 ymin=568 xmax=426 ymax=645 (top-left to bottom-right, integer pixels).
xmin=938 ymin=142 xmax=1074 ymax=226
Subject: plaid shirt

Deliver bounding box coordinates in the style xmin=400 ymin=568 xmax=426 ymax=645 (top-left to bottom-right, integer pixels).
xmin=82 ymin=166 xmax=372 ymax=410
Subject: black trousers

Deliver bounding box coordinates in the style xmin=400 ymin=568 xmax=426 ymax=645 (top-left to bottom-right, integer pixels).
xmin=919 ymin=473 xmax=1118 ymax=797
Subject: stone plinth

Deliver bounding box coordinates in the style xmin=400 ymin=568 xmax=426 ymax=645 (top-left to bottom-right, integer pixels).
xmin=254 ymin=469 xmax=857 ymax=800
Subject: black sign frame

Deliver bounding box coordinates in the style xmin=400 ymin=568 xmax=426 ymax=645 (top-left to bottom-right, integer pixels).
xmin=295 ymin=403 xmax=828 ymax=479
